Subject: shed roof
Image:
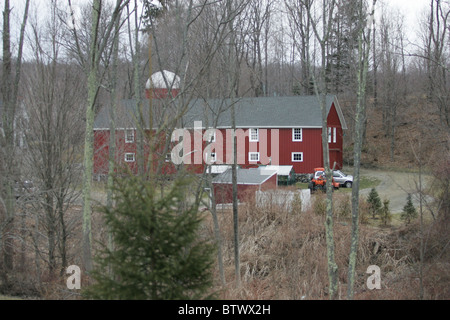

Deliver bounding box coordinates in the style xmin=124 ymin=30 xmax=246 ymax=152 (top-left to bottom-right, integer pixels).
xmin=258 ymin=165 xmax=294 ymax=176
xmin=212 ymin=168 xmax=277 ymax=185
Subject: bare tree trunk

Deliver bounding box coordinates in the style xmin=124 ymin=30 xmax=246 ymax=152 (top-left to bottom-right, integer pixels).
xmin=347 ymin=0 xmax=376 ymax=300
xmin=81 ymin=0 xmax=102 ymax=273
xmin=0 ymin=0 xmax=30 ymax=278
xmin=226 ymin=0 xmax=241 ymax=288
xmin=306 ymin=0 xmax=339 ymax=300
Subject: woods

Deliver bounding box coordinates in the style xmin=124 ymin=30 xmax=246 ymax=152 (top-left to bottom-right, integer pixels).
xmin=0 ymin=0 xmax=448 ymax=300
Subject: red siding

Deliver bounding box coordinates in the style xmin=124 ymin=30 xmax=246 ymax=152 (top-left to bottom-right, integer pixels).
xmin=327 ymin=103 xmax=344 ymax=169
xmin=94 ymin=102 xmax=345 ymax=176
xmin=213 ymin=173 xmax=278 ymax=205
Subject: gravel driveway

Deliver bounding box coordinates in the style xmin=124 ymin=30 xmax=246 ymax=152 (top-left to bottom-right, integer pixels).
xmin=358 ymin=168 xmax=433 ymax=214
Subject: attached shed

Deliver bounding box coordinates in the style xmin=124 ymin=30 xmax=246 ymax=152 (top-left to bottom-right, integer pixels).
xmin=212 ymin=168 xmax=277 ymax=205
xmin=258 ymin=165 xmax=296 ymax=186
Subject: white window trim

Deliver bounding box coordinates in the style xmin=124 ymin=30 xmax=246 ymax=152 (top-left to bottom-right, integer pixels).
xmin=333 ymin=127 xmax=337 ymax=143
xmin=292 ymin=152 xmax=303 ymax=162
xmin=125 ymin=129 xmax=135 ymax=143
xmin=328 ymin=127 xmax=332 ymax=143
xmin=249 ymin=152 xmax=260 ymax=162
xmin=249 ymin=128 xmax=259 ymax=142
xmin=125 ymin=153 xmax=135 ymax=163
xmin=292 ymin=128 xmax=303 ymax=142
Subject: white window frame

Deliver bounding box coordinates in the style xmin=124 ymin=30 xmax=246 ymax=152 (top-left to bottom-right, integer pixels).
xmin=125 ymin=129 xmax=135 ymax=143
xmin=333 ymin=127 xmax=337 ymax=143
xmin=292 ymin=152 xmax=303 ymax=162
xmin=328 ymin=127 xmax=332 ymax=143
xmin=125 ymin=153 xmax=135 ymax=163
xmin=249 ymin=128 xmax=259 ymax=142
xmin=292 ymin=128 xmax=303 ymax=142
xmin=249 ymin=152 xmax=260 ymax=162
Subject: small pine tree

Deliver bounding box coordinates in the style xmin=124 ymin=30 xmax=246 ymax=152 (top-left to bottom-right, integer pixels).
xmin=380 ymin=199 xmax=392 ymax=226
xmin=401 ymin=194 xmax=418 ymax=225
xmin=83 ymin=175 xmax=215 ymax=300
xmin=367 ymin=188 xmax=382 ymax=219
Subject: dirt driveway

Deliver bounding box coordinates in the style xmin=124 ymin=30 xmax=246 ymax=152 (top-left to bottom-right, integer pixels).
xmin=358 ymin=168 xmax=433 ymax=214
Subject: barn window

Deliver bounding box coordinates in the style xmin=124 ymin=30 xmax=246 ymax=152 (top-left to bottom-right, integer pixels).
xmin=165 ymin=153 xmax=172 ymax=162
xmin=333 ymin=127 xmax=337 ymax=143
xmin=125 ymin=153 xmax=135 ymax=162
xmin=125 ymin=129 xmax=134 ymax=143
xmin=292 ymin=152 xmax=303 ymax=162
xmin=249 ymin=128 xmax=259 ymax=142
xmin=328 ymin=127 xmax=332 ymax=143
xmin=292 ymin=128 xmax=303 ymax=141
xmin=249 ymin=152 xmax=260 ymax=162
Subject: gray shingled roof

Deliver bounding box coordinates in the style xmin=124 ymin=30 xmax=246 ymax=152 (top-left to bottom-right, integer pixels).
xmin=94 ymin=95 xmax=346 ymax=130
xmin=212 ymin=168 xmax=277 ymax=185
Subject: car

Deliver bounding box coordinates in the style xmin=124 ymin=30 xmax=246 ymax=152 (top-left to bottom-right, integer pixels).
xmin=332 ymin=170 xmax=353 ymax=188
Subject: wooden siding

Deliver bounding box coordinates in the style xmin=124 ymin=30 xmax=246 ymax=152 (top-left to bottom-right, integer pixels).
xmin=213 ymin=173 xmax=278 ymax=205
xmin=93 ymin=102 xmax=345 ymax=176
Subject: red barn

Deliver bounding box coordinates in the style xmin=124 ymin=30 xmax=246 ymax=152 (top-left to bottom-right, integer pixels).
xmin=93 ymin=74 xmax=347 ymax=179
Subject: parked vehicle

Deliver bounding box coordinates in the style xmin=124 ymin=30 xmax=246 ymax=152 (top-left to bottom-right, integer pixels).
xmin=308 ymin=167 xmax=340 ymax=194
xmin=332 ymin=170 xmax=353 ymax=188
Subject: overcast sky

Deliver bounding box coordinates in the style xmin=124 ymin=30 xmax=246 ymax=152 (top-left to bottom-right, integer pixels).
xmin=0 ymin=0 xmax=430 ymax=58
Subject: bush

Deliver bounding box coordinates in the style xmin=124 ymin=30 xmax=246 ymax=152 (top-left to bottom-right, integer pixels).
xmin=334 ymin=194 xmax=351 ymax=220
xmin=313 ymin=194 xmax=327 ymax=216
xmin=367 ymin=188 xmax=382 ymax=219
xmin=380 ymin=199 xmax=392 ymax=226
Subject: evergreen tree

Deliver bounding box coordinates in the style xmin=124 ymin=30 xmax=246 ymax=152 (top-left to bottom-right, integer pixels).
xmin=401 ymin=193 xmax=417 ymax=225
xmin=83 ymin=176 xmax=216 ymax=300
xmin=367 ymin=188 xmax=382 ymax=218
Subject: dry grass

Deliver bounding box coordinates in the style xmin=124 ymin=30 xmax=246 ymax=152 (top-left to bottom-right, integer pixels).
xmin=2 ymin=181 xmax=448 ymax=300
xmin=203 ymin=192 xmax=450 ymax=300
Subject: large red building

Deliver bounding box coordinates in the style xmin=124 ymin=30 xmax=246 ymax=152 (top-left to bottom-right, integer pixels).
xmin=93 ymin=72 xmax=347 ymax=179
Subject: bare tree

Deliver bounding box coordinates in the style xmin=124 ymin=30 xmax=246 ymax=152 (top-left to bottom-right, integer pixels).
xmin=73 ymin=0 xmax=130 ymax=272
xmin=0 ymin=0 xmax=30 ymax=284
xmin=303 ymin=0 xmax=339 ymax=299
xmin=347 ymin=0 xmax=376 ymax=300
xmin=21 ymin=7 xmax=85 ymax=275
xmin=285 ymin=0 xmax=314 ymax=95
xmin=424 ymin=0 xmax=449 ymax=129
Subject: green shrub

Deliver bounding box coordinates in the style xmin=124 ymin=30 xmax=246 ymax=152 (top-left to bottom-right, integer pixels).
xmin=83 ymin=176 xmax=215 ymax=300
xmin=367 ymin=188 xmax=382 ymax=219
xmin=401 ymin=194 xmax=418 ymax=225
